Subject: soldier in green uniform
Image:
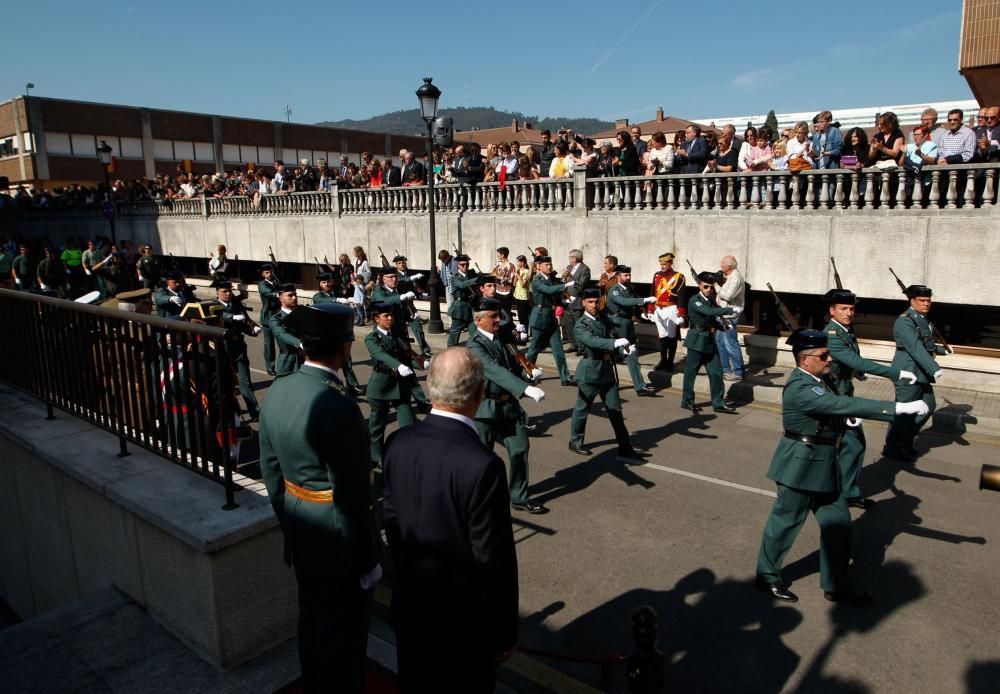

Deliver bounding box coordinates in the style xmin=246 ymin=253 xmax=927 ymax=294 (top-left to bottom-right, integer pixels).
xmin=258 ymin=302 xmax=381 ymax=694
xmin=11 ymin=244 xmax=34 ymax=291
xmin=883 ymin=284 xmax=950 ymax=462
xmin=207 ymin=279 xmax=261 ymax=421
xmin=568 ymin=288 xmax=646 ymax=460
xmin=393 ymin=254 xmax=431 ymax=357
xmin=258 ymin=263 xmax=280 ymax=376
xmin=136 ymin=244 xmax=162 ymax=291
xmin=80 ymin=239 xmax=102 ymax=295
xmin=822 ymin=288 xmax=917 ymax=508
xmin=605 ymin=265 xmax=658 ymax=397
xmin=312 ymin=272 xmax=363 ymax=397
xmin=681 ymin=271 xmax=739 ymax=413
xmin=0 ymin=244 xmax=14 ymax=290
xmin=269 ymin=284 xmax=306 ymax=377
xmin=154 ymin=270 xmax=198 ymax=318
xmin=525 ymin=255 xmax=573 ymax=385
xmin=365 ymin=302 xmax=428 ymax=468
xmin=467 ymin=298 xmax=548 ymax=514
xmin=446 ymin=254 xmax=478 ymax=346
xmin=755 ymin=329 xmax=929 ymax=604
xmin=36 ymin=247 xmax=67 ymax=297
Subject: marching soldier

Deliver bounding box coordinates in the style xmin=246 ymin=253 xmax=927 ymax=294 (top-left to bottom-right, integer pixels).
xmin=36 ymin=247 xmax=67 ymax=297
xmin=269 ymin=284 xmax=306 ymax=377
xmin=822 ymin=288 xmax=917 ymax=508
xmin=568 ymin=288 xmax=646 ymax=460
xmin=11 ymin=244 xmax=35 ymax=291
xmin=365 ymin=303 xmax=428 ymax=468
xmin=393 ymin=254 xmax=431 ymax=357
xmin=80 ymin=239 xmax=101 ymax=295
xmin=258 ymin=263 xmax=280 ymax=376
xmin=258 ymin=303 xmax=381 ymax=693
xmin=883 ymin=284 xmax=950 ymax=462
xmin=756 ymin=329 xmax=928 ymax=604
xmin=206 ymin=279 xmax=261 ymax=421
xmin=649 ymin=252 xmax=686 ymax=372
xmin=154 ymin=270 xmax=198 ymax=318
xmin=313 ymin=273 xmax=364 ymax=397
xmin=446 ymin=254 xmax=478 ymax=346
xmin=372 ymin=270 xmax=418 ymax=343
xmin=605 ymin=265 xmax=658 ymax=397
xmin=136 ymin=244 xmax=162 ymax=291
xmin=681 ymin=271 xmax=739 ymax=414
xmin=526 ymin=255 xmax=574 ymax=385
xmin=467 ymin=297 xmax=548 ymax=514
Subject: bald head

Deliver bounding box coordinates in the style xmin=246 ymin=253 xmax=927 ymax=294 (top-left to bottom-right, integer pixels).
xmin=721 ymin=255 xmax=738 ymax=274
xmin=426 ymin=347 xmax=485 ymax=416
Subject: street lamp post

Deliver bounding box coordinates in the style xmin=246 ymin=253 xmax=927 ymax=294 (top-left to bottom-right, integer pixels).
xmin=416 ymin=77 xmax=444 ymax=334
xmin=96 ymin=140 xmax=117 ymax=246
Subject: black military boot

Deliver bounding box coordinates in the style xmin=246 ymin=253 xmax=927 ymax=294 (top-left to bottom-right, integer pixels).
xmin=653 ymin=337 xmax=671 ymax=371
xmin=663 ymin=336 xmax=678 ymax=372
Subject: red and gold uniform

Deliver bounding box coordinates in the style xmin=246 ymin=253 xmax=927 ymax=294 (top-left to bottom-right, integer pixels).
xmin=649 ymin=252 xmax=686 ymax=371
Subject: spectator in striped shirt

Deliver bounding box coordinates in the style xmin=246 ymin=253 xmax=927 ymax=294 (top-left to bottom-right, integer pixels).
xmin=936 ymin=109 xmax=975 ymax=165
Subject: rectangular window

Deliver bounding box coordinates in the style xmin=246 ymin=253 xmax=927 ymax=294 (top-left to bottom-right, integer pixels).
xmin=240 ymin=144 xmax=258 ymax=164
xmin=173 ymin=141 xmax=194 ymax=161
xmin=194 ymin=142 xmax=215 ymax=162
xmin=97 ymin=136 xmax=121 ymax=159
xmin=281 ymin=148 xmax=296 ymax=164
xmin=120 ymin=136 xmax=143 ymax=158
xmin=154 ymin=139 xmax=174 ymax=159
xmin=222 ymin=144 xmax=240 ymax=163
xmin=46 ymin=132 xmax=72 ymax=155
xmin=258 ymin=146 xmax=274 ymax=163
xmin=71 ymin=133 xmax=96 ymax=157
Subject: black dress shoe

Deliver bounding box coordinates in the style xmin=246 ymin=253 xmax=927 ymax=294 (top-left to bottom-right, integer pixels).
xmin=568 ymin=442 xmax=591 ymax=456
xmin=847 ymin=497 xmax=875 ymax=510
xmin=681 ymin=403 xmax=702 ymax=413
xmin=636 ymin=385 xmax=658 ymax=397
xmin=266 ymin=370 xmax=277 ymax=377
xmin=824 ymin=589 xmax=873 ymax=606
xmin=755 ymin=577 xmax=798 ymax=602
xmin=348 ymin=386 xmax=365 ymax=398
xmin=561 ymin=377 xmax=577 ymax=386
xmin=511 ymin=500 xmax=549 ymax=514
xmin=617 ymin=446 xmax=649 ymax=461
xmin=524 ymin=420 xmax=538 ymax=432
xmin=713 ymin=405 xmax=738 ymax=414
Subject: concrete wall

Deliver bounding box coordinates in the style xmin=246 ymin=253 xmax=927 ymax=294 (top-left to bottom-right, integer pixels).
xmin=0 ymin=387 xmax=295 ymax=670
xmin=11 ymin=206 xmax=1000 ymax=306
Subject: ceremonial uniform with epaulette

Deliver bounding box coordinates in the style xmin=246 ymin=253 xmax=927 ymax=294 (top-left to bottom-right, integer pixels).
xmin=605 ymin=265 xmax=658 ymax=396
xmin=206 ymin=279 xmax=261 ymax=420
xmin=258 ymin=303 xmax=380 ymax=693
xmin=467 ymin=298 xmax=548 ymax=514
xmin=313 ymin=280 xmax=363 ymax=396
xmin=365 ymin=303 xmax=428 ymax=467
xmin=525 ymin=255 xmax=572 ymax=384
xmin=155 ymin=270 xmax=198 ymax=318
xmin=447 ymin=255 xmax=478 ymax=346
xmin=681 ymin=272 xmax=737 ymax=413
xmin=755 ymin=329 xmax=927 ymax=605
xmin=649 ymin=252 xmax=686 ymax=371
xmin=568 ymin=288 xmax=645 ymax=459
xmin=883 ymin=284 xmax=948 ymax=461
xmin=258 ymin=263 xmax=280 ymax=375
xmin=393 ymin=255 xmax=431 ymax=356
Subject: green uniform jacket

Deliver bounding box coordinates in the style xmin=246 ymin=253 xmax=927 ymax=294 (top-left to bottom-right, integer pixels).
xmin=365 ymin=328 xmax=417 ymax=401
xmin=0 ymin=252 xmax=14 ymax=275
xmin=767 ymin=368 xmax=895 ymax=493
xmin=258 ymin=279 xmax=279 ymax=323
xmin=36 ymin=257 xmax=65 ymax=289
xmin=12 ymin=254 xmax=35 ymax=283
xmin=137 ymin=255 xmax=162 ymax=284
xmin=269 ymin=309 xmax=305 ymax=376
xmin=209 ymin=297 xmax=250 ymax=357
xmin=574 ymin=313 xmax=620 ymax=387
xmin=683 ymin=292 xmax=734 ymax=353
xmin=467 ymin=330 xmax=529 ymax=420
xmin=824 ymin=319 xmax=899 ymax=396
xmin=258 ymin=365 xmax=378 ymax=577
xmin=889 ymin=308 xmax=945 ymax=384
xmin=154 ymin=285 xmax=196 ymax=318
xmin=447 ymin=271 xmax=479 ymax=322
xmin=312 ymin=291 xmax=336 ymax=305
xmin=605 ymin=283 xmax=646 ymax=342
xmin=528 ymin=274 xmax=566 ymax=330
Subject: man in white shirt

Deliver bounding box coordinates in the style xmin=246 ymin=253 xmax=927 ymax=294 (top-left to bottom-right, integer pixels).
xmin=715 ymin=255 xmax=746 ymax=381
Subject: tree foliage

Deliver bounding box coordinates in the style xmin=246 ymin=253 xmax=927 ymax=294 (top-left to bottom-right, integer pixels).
xmin=317 ymin=106 xmax=613 ymax=136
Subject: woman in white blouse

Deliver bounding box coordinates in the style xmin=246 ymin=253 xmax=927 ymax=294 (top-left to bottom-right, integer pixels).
xmin=786 ymin=121 xmax=814 ymax=168
xmin=209 ymin=244 xmax=229 ymax=279
xmin=643 ymin=132 xmax=675 ymax=175
xmin=494 ymin=143 xmax=520 ymax=180
xmin=353 ymin=246 xmax=371 ymax=283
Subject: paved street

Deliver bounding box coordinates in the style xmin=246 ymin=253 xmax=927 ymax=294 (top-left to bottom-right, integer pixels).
xmin=240 ymin=328 xmax=1000 ymax=693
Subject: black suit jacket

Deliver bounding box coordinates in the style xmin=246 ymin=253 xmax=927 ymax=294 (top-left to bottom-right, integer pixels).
xmin=680 ymin=136 xmax=709 ymax=173
xmin=567 ymin=262 xmax=591 ymax=311
xmin=383 ymin=165 xmax=402 ymax=186
xmin=383 ymin=414 xmax=518 ymax=673
xmin=402 ymin=160 xmax=426 ymax=184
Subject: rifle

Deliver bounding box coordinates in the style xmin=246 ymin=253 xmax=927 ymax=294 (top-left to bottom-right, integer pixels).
xmin=496 ymin=305 xmax=541 ymax=377
xmin=889 ymin=267 xmax=952 ymax=354
xmin=687 ymin=259 xmax=732 ymax=331
xmin=168 ymin=252 xmax=178 ymax=270
xmin=267 ymin=246 xmax=282 ymax=284
xmin=766 ymin=282 xmax=800 ymax=333
xmin=830 ymin=257 xmax=843 ymax=291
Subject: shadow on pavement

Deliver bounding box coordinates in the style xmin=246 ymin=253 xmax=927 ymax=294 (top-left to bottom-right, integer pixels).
xmin=529 ymin=449 xmax=655 ymax=505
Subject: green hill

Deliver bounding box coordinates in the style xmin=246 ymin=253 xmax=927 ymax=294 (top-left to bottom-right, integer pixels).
xmin=317 ymin=106 xmax=613 ymax=137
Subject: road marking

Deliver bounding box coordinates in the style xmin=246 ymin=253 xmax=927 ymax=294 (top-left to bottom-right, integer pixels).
xmin=639 ymin=461 xmax=777 ymax=498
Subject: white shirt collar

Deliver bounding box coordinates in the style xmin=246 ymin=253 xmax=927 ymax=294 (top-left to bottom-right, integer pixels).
xmin=477 ymin=328 xmax=495 ymax=341
xmin=570 ymin=263 xmax=581 ymax=276
xmin=832 ymin=319 xmax=851 ymax=332
xmin=796 ymin=367 xmax=823 ymax=383
xmin=377 ymin=326 xmax=391 ymax=336
xmin=583 ymin=311 xmax=597 ymax=321
xmin=281 ymin=307 xmax=292 ymax=314
xmin=303 ymin=360 xmax=338 ymax=377
xmin=699 ymin=291 xmax=712 ymax=301
xmin=430 ymin=408 xmax=477 ymax=432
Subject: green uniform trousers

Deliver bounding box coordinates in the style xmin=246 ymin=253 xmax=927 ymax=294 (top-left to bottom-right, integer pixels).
xmin=526 ymin=322 xmax=570 ymax=383
xmin=757 ymin=483 xmax=852 ymax=592
xmin=476 ymin=402 xmax=531 ymax=505
xmin=262 ymin=326 xmax=276 ymax=373
xmin=342 ymin=356 xmax=360 ymax=389
xmin=681 ymin=348 xmax=725 ymax=409
xmin=570 ymin=382 xmax=630 ymax=448
xmin=233 ymin=351 xmax=260 ymax=418
xmin=409 ymin=317 xmax=430 ymax=355
xmin=368 ymin=398 xmax=416 ymax=465
xmin=624 ymin=349 xmax=647 ymax=392
xmin=447 ymin=316 xmax=473 ymax=346
xmin=885 ymin=381 xmax=935 ymax=453
xmin=837 ymin=426 xmax=866 ymax=501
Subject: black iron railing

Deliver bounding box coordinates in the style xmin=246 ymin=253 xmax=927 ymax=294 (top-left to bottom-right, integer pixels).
xmin=0 ymin=288 xmax=240 ymax=507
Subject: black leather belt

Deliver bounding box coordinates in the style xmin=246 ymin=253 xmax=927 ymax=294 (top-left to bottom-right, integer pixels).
xmin=486 ymin=393 xmax=513 ymax=402
xmin=784 ymin=430 xmax=842 ymax=447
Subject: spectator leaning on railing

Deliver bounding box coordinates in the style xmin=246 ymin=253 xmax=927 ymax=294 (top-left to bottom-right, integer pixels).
xmin=811 ymin=111 xmax=843 ymax=169
xmin=936 ymin=108 xmax=975 ymax=165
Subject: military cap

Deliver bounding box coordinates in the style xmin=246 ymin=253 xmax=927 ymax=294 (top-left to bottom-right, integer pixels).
xmin=582 ymin=287 xmax=601 ymax=300
xmin=455 ymin=254 xmax=471 ymax=262
xmin=904 ymin=284 xmax=932 ymax=298
xmin=277 ymin=282 xmax=297 ymax=294
xmin=696 ymin=271 xmax=720 ymax=285
xmin=478 ymin=298 xmax=503 ymax=312
xmin=823 ymin=288 xmax=857 ymax=305
xmin=477 ymin=274 xmax=498 ymax=285
xmin=370 ymin=302 xmax=395 ymax=315
xmin=316 ymin=271 xmax=334 ymax=281
xmin=284 ymin=304 xmax=355 ymax=343
xmin=165 ymin=270 xmax=184 ymax=281
xmin=534 ymin=255 xmax=552 ymax=264
xmin=113 ymin=288 xmax=152 ymax=311
xmin=392 ymin=254 xmax=407 ymax=263
xmin=615 ymin=264 xmax=632 ymax=274
xmin=658 ymin=252 xmax=676 ymax=261
xmin=786 ymin=328 xmax=829 ymax=352
xmin=259 ymin=262 xmax=274 ymax=272
xmin=209 ymin=278 xmax=233 ymax=289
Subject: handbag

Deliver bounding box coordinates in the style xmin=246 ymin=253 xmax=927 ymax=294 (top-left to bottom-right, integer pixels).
xmin=874 ymin=159 xmax=898 ymax=171
xmin=840 ymin=154 xmax=858 ymax=168
xmin=788 ymin=157 xmax=813 ymax=173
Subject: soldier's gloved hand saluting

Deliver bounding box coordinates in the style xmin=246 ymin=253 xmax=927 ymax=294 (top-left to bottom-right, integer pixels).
xmin=400 ymin=291 xmax=417 ymax=301
xmin=170 ymin=295 xmax=184 ymax=306
xmin=895 ymin=400 xmax=930 ymax=417
xmin=523 ymin=386 xmax=545 ymax=403
xmin=614 ymin=338 xmax=630 ymax=348
xmin=898 ymin=370 xmax=918 ymax=385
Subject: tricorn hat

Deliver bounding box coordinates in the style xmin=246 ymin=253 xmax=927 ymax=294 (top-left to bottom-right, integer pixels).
xmin=696 ymin=271 xmax=719 ymax=285
xmin=904 ymin=284 xmax=932 ymax=298
xmin=823 ymin=288 xmax=857 ymax=305
xmin=615 ymin=264 xmax=632 ymax=274
xmin=582 ymin=287 xmax=601 ymax=300
xmin=284 ymin=304 xmax=354 ymax=343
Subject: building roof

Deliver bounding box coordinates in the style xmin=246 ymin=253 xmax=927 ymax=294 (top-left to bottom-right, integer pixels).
xmin=454 ymin=120 xmax=547 ymax=149
xmin=590 ymin=110 xmax=718 ymax=142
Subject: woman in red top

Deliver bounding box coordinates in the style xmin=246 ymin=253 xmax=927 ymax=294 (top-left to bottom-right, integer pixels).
xmin=369 ymin=161 xmax=384 ymax=188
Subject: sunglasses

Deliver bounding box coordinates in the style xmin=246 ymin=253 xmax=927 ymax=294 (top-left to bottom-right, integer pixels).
xmin=807 ymin=351 xmax=833 ymax=360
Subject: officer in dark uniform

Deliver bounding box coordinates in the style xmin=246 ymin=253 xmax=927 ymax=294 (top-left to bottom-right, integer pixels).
xmin=269 ymin=283 xmax=305 ymax=377
xmin=755 ymin=329 xmax=928 ymax=604
xmin=883 ymin=284 xmax=950 ymax=461
xmin=681 ymin=271 xmax=738 ymax=413
xmin=447 ymin=254 xmax=478 ymax=346
xmin=568 ymin=288 xmax=646 ymax=460
xmin=35 ymin=247 xmax=66 ymax=297
xmin=207 ymin=279 xmax=261 ymax=421
xmin=393 ymin=254 xmax=431 ymax=357
xmin=467 ymin=298 xmax=548 ymax=514
xmin=258 ymin=263 xmax=280 ymax=376
xmin=258 ymin=302 xmax=381 ymax=694
xmin=525 ymin=255 xmax=573 ymax=385
xmin=822 ymin=288 xmax=916 ymax=508
xmin=365 ymin=302 xmax=427 ymax=467
xmin=313 ymin=273 xmax=363 ymax=397
xmin=154 ymin=270 xmax=198 ymax=318
xmin=136 ymin=245 xmax=162 ymax=290
xmin=605 ymin=264 xmax=658 ymax=397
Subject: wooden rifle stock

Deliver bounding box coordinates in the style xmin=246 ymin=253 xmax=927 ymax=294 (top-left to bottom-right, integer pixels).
xmin=766 ymin=282 xmax=800 ymax=332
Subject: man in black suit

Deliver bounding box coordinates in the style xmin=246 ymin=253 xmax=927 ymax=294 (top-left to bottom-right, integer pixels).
xmin=561 ymin=248 xmax=591 ymax=353
xmin=381 ymin=158 xmax=403 ymax=187
xmin=400 ymin=151 xmax=426 ymax=185
xmin=382 ymin=346 xmax=519 ymax=693
xmin=676 ymin=124 xmax=710 ymax=174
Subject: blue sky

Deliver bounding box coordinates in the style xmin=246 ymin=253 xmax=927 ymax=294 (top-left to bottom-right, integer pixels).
xmin=2 ymin=0 xmax=974 ymax=125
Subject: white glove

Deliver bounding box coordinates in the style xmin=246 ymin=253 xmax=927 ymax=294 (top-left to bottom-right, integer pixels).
xmin=251 ymin=325 xmax=262 ymax=336
xmin=15 ymin=278 xmax=22 ymax=286
xmin=336 ymin=297 xmax=350 ymax=304
xmin=400 ymin=291 xmax=416 ymax=301
xmin=945 ymin=345 xmax=954 ymax=355
xmin=397 ymin=364 xmax=414 ymax=378
xmin=523 ymin=385 xmax=545 ymax=403
xmin=65 ymin=268 xmax=72 ymax=275
xmin=731 ymin=307 xmax=743 ymax=317
xmin=233 ymin=314 xmax=246 ymax=322
xmin=170 ymin=296 xmax=184 ymax=306
xmin=846 ymin=417 xmax=862 ymax=427
xmin=359 ymin=563 xmax=383 ymax=590
xmin=895 ymin=400 xmax=930 ymax=417
xmin=232 ymin=288 xmax=241 ymax=297
xmin=40 ymin=283 xmax=49 ymax=290
xmin=614 ymin=338 xmax=630 ymax=348
xmin=530 ymin=367 xmax=543 ymax=380
xmin=625 ymin=343 xmax=637 ymax=356
xmin=898 ymin=370 xmax=917 ymax=385
xmin=639 ymin=312 xmax=652 ymax=322
xmin=84 ymin=268 xmax=92 ymax=276
xmin=644 ymin=296 xmax=657 ymax=303
xmin=563 ymin=281 xmax=575 ymax=288
xmin=411 ymin=273 xmax=424 ymax=281
xmin=932 ymin=369 xmax=944 ymax=380
xmin=673 ymin=316 xmax=686 ymax=326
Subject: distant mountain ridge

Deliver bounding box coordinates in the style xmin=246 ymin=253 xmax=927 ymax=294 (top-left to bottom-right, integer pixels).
xmin=316 ymin=106 xmax=614 ymax=136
